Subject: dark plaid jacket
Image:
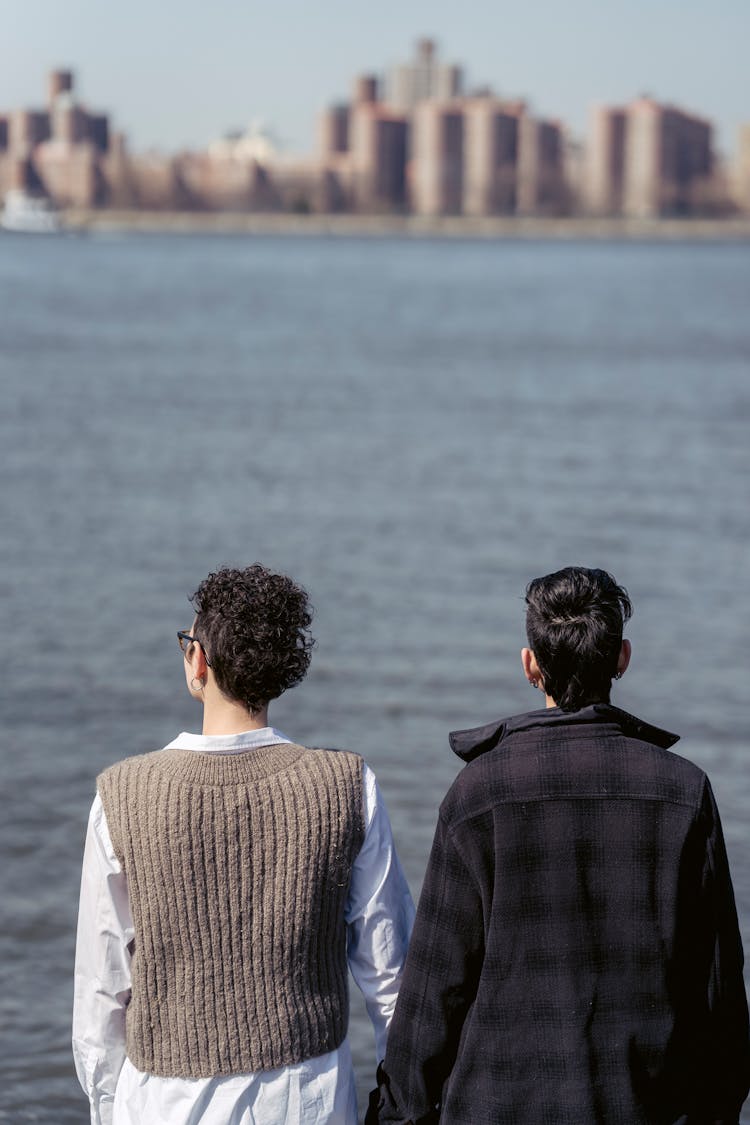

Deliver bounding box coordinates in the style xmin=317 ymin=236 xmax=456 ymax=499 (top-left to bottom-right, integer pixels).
xmin=370 ymin=705 xmax=750 ymax=1124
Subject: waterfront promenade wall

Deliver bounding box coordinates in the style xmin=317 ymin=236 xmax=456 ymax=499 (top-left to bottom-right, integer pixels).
xmin=60 ymin=208 xmax=750 ymax=240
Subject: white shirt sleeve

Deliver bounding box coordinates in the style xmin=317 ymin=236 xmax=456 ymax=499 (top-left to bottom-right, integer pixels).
xmin=72 ymin=793 xmax=134 ymax=1125
xmin=345 ymin=764 xmax=416 ymax=1062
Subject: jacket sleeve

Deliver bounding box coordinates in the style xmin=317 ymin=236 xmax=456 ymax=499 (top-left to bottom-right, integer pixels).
xmin=367 ymin=809 xmax=485 ymax=1124
xmin=699 ymin=778 xmax=750 ymax=1119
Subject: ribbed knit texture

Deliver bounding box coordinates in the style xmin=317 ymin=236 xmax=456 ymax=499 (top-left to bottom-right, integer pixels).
xmin=97 ymin=744 xmax=364 ymax=1078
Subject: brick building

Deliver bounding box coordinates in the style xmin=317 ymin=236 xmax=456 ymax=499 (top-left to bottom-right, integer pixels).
xmin=0 ymin=69 xmax=117 ymax=208
xmin=516 ymin=116 xmax=566 ymax=215
xmin=410 ymin=101 xmax=464 ymax=215
xmin=462 ymin=97 xmax=523 ymax=216
xmin=385 ymin=39 xmax=463 ymax=113
xmin=586 ymin=97 xmax=716 ymax=217
xmin=732 ymin=123 xmax=750 ymax=213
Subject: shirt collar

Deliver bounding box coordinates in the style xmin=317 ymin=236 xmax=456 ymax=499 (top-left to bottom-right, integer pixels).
xmin=449 ymin=703 xmax=679 ymax=764
xmin=162 ymin=727 xmax=293 ymax=755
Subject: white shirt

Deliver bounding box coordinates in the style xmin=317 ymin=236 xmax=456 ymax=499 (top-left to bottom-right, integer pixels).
xmin=73 ymin=728 xmax=415 ymax=1125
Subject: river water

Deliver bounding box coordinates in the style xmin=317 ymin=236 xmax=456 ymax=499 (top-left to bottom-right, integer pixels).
xmin=1 ymin=231 xmax=749 ymax=1121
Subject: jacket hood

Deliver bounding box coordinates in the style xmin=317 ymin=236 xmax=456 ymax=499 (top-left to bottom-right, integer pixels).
xmin=449 ymin=703 xmax=680 ymax=764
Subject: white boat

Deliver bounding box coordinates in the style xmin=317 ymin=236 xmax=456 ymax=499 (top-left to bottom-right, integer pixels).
xmin=1 ymin=189 xmax=62 ymax=234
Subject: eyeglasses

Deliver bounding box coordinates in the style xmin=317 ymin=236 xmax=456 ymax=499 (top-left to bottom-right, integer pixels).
xmin=177 ymin=630 xmax=212 ymax=667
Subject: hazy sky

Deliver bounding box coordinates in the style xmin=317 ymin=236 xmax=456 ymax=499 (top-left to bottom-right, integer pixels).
xmin=3 ymin=0 xmax=748 ymax=157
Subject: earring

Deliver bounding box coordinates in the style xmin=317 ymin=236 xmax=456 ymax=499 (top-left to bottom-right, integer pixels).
xmin=614 ymin=671 xmax=622 ymax=680
xmin=191 ymin=676 xmax=205 ymax=691
xmin=529 ymin=679 xmax=539 ymax=689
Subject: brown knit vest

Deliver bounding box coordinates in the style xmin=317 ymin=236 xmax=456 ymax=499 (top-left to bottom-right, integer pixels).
xmin=97 ymin=744 xmax=365 ymax=1078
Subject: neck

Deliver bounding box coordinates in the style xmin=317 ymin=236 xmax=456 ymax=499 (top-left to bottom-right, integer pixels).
xmin=545 ymin=693 xmax=611 ymax=712
xmin=200 ymin=688 xmax=269 ymax=736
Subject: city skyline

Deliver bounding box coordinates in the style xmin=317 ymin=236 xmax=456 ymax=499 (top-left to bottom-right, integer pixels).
xmin=2 ymin=0 xmax=748 ymax=157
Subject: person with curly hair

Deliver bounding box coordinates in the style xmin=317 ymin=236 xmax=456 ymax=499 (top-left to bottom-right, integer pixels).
xmin=73 ymin=564 xmax=414 ymax=1125
xmin=369 ymin=567 xmax=750 ymax=1124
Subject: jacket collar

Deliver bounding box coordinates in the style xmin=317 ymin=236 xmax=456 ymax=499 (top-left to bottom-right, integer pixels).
xmin=449 ymin=703 xmax=680 ymax=764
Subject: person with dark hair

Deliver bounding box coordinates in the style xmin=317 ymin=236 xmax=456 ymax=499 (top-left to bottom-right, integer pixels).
xmin=369 ymin=566 xmax=750 ymax=1124
xmin=73 ymin=564 xmax=414 ymax=1125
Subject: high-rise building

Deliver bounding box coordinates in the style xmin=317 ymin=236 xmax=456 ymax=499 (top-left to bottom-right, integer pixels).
xmin=350 ymin=104 xmax=408 ymax=211
xmin=462 ymin=98 xmax=523 ymax=215
xmin=411 ymin=101 xmax=464 ymax=216
xmin=585 ymin=106 xmax=627 ymax=214
xmin=318 ymin=104 xmax=350 ymax=159
xmin=354 ymin=75 xmax=379 ymax=106
xmin=622 ymin=98 xmax=713 ymax=217
xmin=517 ymin=117 xmax=565 ymax=215
xmin=732 ymin=123 xmax=750 ymax=213
xmin=9 ymin=109 xmax=51 ymax=152
xmin=585 ymin=97 xmax=715 ymax=217
xmin=88 ymin=114 xmax=110 ymax=154
xmin=386 ymin=39 xmax=463 ymax=112
xmin=48 ymin=70 xmax=74 ymax=107
xmin=52 ymin=93 xmax=88 ymax=145
xmin=0 ymin=69 xmax=118 ymax=208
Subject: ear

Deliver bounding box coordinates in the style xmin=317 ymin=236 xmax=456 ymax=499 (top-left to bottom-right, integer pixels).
xmin=188 ymin=641 xmax=209 ymax=681
xmin=616 ymin=639 xmax=631 ymax=678
xmin=521 ymin=647 xmax=541 ymax=685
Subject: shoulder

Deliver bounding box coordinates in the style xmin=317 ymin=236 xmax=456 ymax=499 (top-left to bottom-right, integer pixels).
xmin=95 ymin=751 xmax=165 ymax=863
xmin=97 ymin=748 xmax=166 ymax=792
xmin=298 ymin=748 xmax=368 ymax=843
xmin=302 ymin=746 xmax=365 ymax=776
xmin=291 ymin=746 xmax=367 ymax=797
xmin=435 ymin=745 xmax=503 ymax=835
xmin=305 ymin=749 xmax=367 ymax=810
xmin=617 ymin=736 xmax=709 ymax=804
xmin=306 ymin=753 xmax=378 ymax=830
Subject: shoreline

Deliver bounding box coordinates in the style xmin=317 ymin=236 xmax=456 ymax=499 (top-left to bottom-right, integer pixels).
xmin=61 ymin=209 xmax=750 ymax=242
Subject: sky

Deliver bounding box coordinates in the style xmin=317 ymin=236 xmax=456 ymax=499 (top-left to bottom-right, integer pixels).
xmin=2 ymin=0 xmax=748 ymax=158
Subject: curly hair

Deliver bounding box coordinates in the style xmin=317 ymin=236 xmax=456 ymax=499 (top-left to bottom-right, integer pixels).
xmin=189 ymin=565 xmax=314 ymax=714
xmin=525 ymin=567 xmax=632 ymax=712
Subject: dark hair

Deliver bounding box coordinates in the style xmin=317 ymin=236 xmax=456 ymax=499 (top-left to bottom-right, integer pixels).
xmin=189 ymin=565 xmax=314 ymax=714
xmin=525 ymin=567 xmax=632 ymax=712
